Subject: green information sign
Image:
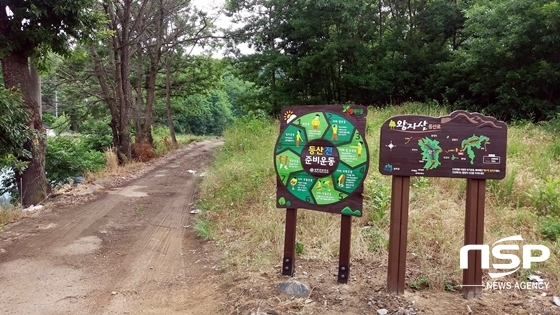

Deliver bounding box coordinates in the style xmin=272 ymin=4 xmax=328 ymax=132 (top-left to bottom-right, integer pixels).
xmin=275 ymin=105 xmax=369 ymax=216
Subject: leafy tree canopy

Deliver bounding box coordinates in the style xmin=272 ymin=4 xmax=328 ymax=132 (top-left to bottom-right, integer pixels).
xmin=0 ymin=0 xmax=101 ymax=61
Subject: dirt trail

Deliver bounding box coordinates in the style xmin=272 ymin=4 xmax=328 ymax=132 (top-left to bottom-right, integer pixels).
xmin=0 ymin=139 xmax=225 ymax=315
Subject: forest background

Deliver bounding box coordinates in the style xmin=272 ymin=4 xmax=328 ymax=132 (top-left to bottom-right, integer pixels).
xmin=0 ymin=0 xmax=559 ymax=250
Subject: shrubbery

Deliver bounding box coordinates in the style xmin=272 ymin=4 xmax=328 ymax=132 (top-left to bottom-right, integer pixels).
xmin=45 ymin=135 xmax=106 ymax=185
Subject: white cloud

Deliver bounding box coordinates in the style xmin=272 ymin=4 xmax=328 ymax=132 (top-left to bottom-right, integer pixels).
xmin=190 ymin=0 xmax=253 ymax=57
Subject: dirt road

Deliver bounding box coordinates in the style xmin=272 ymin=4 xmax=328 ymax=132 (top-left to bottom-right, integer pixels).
xmin=0 ymin=139 xmax=225 ymax=315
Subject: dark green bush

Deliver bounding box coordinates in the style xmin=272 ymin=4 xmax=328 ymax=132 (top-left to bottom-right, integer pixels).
xmin=79 ymin=118 xmax=113 ymax=151
xmin=46 ymin=135 xmax=105 ymax=185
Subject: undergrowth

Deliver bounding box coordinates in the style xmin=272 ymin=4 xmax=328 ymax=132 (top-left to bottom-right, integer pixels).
xmin=197 ymin=103 xmax=560 ymax=293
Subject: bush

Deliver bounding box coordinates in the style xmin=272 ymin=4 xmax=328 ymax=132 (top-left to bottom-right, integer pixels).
xmin=80 ymin=118 xmax=113 ymax=152
xmin=46 ymin=135 xmax=106 ymax=185
xmin=539 ymin=216 xmax=560 ymax=241
xmin=526 ymin=178 xmax=560 ymax=217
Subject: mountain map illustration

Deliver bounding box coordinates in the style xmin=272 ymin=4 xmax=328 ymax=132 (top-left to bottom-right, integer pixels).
xmin=418 ymin=137 xmax=442 ymax=170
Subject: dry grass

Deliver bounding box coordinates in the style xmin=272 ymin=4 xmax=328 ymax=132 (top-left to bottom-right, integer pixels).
xmin=0 ymin=206 xmax=24 ymax=230
xmin=194 ymin=105 xmax=560 ymax=294
xmin=104 ymin=147 xmax=119 ymax=170
xmin=84 ymin=156 xmax=145 ymax=184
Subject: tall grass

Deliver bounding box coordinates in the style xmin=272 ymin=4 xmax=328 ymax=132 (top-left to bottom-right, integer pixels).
xmin=198 ymin=103 xmax=560 ymax=292
xmin=0 ymin=207 xmax=24 ymax=230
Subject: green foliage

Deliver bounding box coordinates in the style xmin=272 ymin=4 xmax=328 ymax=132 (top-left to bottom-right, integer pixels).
xmin=0 ymin=88 xmax=32 ymax=172
xmin=295 ymin=241 xmax=304 ymax=255
xmin=221 ymin=116 xmax=276 ymax=154
xmin=194 ymin=218 xmax=213 ymax=240
xmin=52 ymin=113 xmax=71 ymax=134
xmin=152 ymin=126 xmax=174 ymax=156
xmin=442 ymin=0 xmax=560 ymax=120
xmin=361 ymin=227 xmax=389 ymax=253
xmin=197 ymin=116 xmax=277 ymax=213
xmin=539 ymin=216 xmax=560 ymax=241
xmin=227 ymin=0 xmax=465 ymax=113
xmin=550 ymin=139 xmax=560 ymax=161
xmin=411 ymin=177 xmax=430 ymax=189
xmin=45 ymin=135 xmax=105 ymax=184
xmin=410 ymin=275 xmax=430 ymax=291
xmin=444 ymin=280 xmax=456 ymax=292
xmin=226 ymin=0 xmax=559 ymax=121
xmin=79 ymin=117 xmax=113 ymax=152
xmin=42 ymin=113 xmax=56 ymax=126
xmin=174 ymin=90 xmax=234 ymax=136
xmin=221 ymin=72 xmax=259 ymax=116
xmin=366 ymin=180 xmax=390 ymax=226
xmin=545 ymin=113 xmax=560 ymax=132
xmin=488 ymin=167 xmax=518 ymax=205
xmin=0 ymin=0 xmax=102 ymax=60
xmin=526 ymin=178 xmax=560 ymax=217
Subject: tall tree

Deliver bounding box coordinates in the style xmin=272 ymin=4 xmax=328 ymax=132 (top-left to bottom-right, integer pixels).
xmin=0 ymin=0 xmax=99 ymax=206
xmin=226 ymin=0 xmax=467 ymax=111
xmin=442 ymin=0 xmax=560 ymax=120
xmin=134 ymin=0 xmax=213 ymax=146
xmin=92 ymin=0 xmax=216 ymax=161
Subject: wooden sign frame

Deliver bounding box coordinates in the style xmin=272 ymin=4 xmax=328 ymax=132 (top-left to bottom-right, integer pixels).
xmin=276 ymin=105 xmax=369 ymax=283
xmin=378 ymin=110 xmax=507 ymax=298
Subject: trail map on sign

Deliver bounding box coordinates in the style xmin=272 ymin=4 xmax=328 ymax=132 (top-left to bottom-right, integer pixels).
xmin=275 ymin=105 xmax=369 ymax=216
xmin=378 ymin=111 xmax=507 ymax=179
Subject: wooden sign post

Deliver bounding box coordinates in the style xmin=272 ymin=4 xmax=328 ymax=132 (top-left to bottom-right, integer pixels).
xmin=378 ymin=110 xmax=507 ymax=298
xmin=275 ymin=105 xmax=369 ymax=283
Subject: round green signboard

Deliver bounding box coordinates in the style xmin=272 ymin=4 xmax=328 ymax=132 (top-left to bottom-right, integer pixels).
xmin=275 ymin=105 xmax=369 ymax=216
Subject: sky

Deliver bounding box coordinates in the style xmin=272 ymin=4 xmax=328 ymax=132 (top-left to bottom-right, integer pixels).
xmin=190 ymin=0 xmax=253 ymax=57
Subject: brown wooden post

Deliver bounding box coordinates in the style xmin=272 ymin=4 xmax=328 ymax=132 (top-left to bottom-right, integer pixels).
xmin=338 ymin=214 xmax=352 ymax=283
xmin=387 ymin=176 xmax=411 ymax=294
xmin=462 ymin=179 xmax=486 ymax=298
xmin=282 ymin=208 xmax=298 ymax=276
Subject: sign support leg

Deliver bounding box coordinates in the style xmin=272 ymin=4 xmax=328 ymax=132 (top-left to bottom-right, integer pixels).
xmin=387 ymin=176 xmax=410 ymax=294
xmin=462 ymin=179 xmax=486 ymax=298
xmin=338 ymin=214 xmax=352 ymax=283
xmin=282 ymin=208 xmax=297 ymax=276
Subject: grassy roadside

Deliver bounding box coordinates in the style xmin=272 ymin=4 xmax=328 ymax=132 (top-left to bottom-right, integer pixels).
xmin=197 ymin=103 xmax=560 ymax=293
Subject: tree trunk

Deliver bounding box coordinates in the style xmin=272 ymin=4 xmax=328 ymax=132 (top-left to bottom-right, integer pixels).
xmin=118 ymin=40 xmax=133 ymax=162
xmin=165 ymin=58 xmax=178 ymax=149
xmin=1 ymin=53 xmax=49 ymax=207
xmin=139 ymin=1 xmax=165 ymax=147
xmin=29 ymin=61 xmax=41 ymax=119
xmin=101 ymin=0 xmax=134 ymax=163
xmin=90 ymin=45 xmax=121 ymax=155
xmin=134 ymin=42 xmax=144 ymax=144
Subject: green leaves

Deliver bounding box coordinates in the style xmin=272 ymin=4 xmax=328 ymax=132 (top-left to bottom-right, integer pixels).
xmin=45 ymin=135 xmax=105 ymax=185
xmin=445 ymin=0 xmax=560 ymax=120
xmin=0 ymin=0 xmax=102 ymax=58
xmin=0 ymin=88 xmax=32 ymax=172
